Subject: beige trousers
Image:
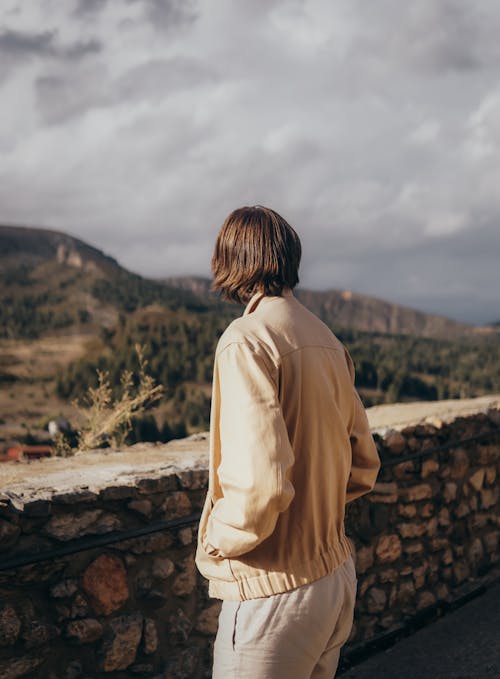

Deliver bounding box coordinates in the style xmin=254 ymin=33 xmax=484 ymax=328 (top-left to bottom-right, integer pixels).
xmin=212 ymin=554 xmax=357 ymax=679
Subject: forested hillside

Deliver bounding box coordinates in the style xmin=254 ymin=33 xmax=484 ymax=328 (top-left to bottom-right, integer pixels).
xmin=1 ymin=224 xmax=499 ymax=446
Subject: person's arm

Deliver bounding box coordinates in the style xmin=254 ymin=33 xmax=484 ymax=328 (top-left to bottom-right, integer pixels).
xmin=344 ymin=347 xmax=381 ymax=503
xmin=201 ymin=341 xmax=295 ymax=559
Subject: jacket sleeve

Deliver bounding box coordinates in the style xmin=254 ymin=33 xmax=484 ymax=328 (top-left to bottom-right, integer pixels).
xmin=344 ymin=347 xmax=381 ymax=504
xmin=202 ymin=341 xmax=295 ymax=559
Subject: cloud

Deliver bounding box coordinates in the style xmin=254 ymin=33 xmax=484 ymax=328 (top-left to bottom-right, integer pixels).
xmin=0 ymin=27 xmax=101 ymax=60
xmin=0 ymin=0 xmax=499 ymax=324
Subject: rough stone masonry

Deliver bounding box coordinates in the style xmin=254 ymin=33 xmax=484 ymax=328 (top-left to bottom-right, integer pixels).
xmin=0 ymin=395 xmax=499 ymax=678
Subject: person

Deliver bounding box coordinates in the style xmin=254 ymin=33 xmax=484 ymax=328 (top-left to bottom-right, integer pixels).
xmin=195 ymin=205 xmax=381 ymax=679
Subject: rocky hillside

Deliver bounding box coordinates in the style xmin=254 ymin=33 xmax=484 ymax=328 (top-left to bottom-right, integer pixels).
xmin=0 ymin=225 xmax=213 ymax=339
xmin=1 ymin=224 xmax=496 ymax=340
xmin=163 ymin=276 xmax=490 ymax=340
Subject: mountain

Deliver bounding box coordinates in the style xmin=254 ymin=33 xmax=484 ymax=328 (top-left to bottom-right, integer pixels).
xmin=0 ymin=225 xmax=215 ymax=339
xmin=1 ymin=223 xmax=495 ymax=340
xmin=161 ymin=276 xmax=490 ymax=340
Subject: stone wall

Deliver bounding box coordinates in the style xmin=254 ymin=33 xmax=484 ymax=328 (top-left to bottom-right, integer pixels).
xmin=0 ymin=397 xmax=499 ymax=678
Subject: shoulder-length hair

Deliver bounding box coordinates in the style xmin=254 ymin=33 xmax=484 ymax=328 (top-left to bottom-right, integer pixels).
xmin=211 ymin=205 xmax=302 ymax=304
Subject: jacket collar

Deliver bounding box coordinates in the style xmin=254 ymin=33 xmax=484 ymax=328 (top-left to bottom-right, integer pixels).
xmin=243 ymin=287 xmax=294 ymax=316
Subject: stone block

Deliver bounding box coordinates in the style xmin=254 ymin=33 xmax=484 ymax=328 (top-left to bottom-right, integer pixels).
xmin=152 ymin=556 xmax=175 ymax=580
xmin=400 ymin=484 xmax=433 ymax=502
xmin=452 ymin=561 xmax=470 ymax=585
xmin=438 ymin=507 xmax=450 ymax=527
xmin=412 ymin=564 xmax=428 ymax=589
xmin=398 ymin=504 xmax=416 ymax=518
xmin=403 ymin=542 xmax=424 ymax=556
xmin=70 ymin=594 xmax=90 ymax=620
xmin=49 ymin=579 xmax=79 ymax=599
xmin=176 ymin=468 xmax=209 ymax=490
xmin=178 ymin=527 xmax=193 ymax=545
xmin=485 ymin=466 xmax=497 ymax=485
xmin=369 ymin=482 xmax=398 ymax=503
xmin=450 ymin=448 xmax=469 ymax=479
xmin=354 ymin=545 xmax=374 ymax=574
xmin=420 ymin=503 xmax=434 ymax=518
xmin=0 ymin=604 xmax=21 ymax=646
xmin=375 ymin=534 xmax=402 ymax=563
xmin=469 ymin=469 xmax=485 ymax=491
xmin=143 ymin=618 xmax=158 ymax=654
xmin=398 ymin=579 xmax=416 ymax=606
xmin=164 ymin=646 xmax=201 ymax=679
xmin=416 ymin=590 xmax=436 ymax=610
xmin=161 ymin=492 xmax=192 ymax=520
xmin=43 ymin=510 xmax=121 ymax=541
xmin=443 ymin=482 xmax=457 ymax=503
xmin=128 ymin=499 xmax=153 ymax=517
xmin=441 ymin=548 xmax=453 ymax=566
xmin=168 ymin=608 xmax=193 ymax=644
xmin=0 ymin=654 xmax=47 ymax=679
xmin=480 ymin=487 xmax=499 ymax=509
xmin=454 ymin=502 xmax=470 ymax=519
xmin=435 ymin=583 xmax=449 ymax=601
xmin=483 ymin=530 xmax=499 ymax=554
xmin=392 ymin=461 xmax=415 ymax=479
xmin=172 ymin=558 xmax=197 ymax=597
xmin=421 ymin=459 xmax=439 ymax=478
xmin=379 ymin=568 xmax=398 ymax=584
xmin=359 ymin=574 xmax=376 ymax=597
xmin=365 ymin=587 xmax=387 ymax=613
xmin=398 ymin=522 xmax=427 ymax=539
xmin=195 ymin=603 xmax=222 ymax=636
xmin=384 ymin=430 xmax=406 ymax=455
xmin=20 ymin=620 xmax=60 ymax=649
xmin=467 ymin=537 xmax=484 ymax=567
xmin=82 ymin=554 xmax=129 ymax=616
xmin=65 ymin=618 xmax=103 ymax=644
xmin=100 ymin=613 xmax=143 ymax=672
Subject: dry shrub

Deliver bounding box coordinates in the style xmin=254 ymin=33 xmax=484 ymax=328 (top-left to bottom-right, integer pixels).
xmin=55 ymin=343 xmax=164 ymax=455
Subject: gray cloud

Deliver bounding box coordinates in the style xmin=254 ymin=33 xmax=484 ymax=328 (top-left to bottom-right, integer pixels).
xmin=0 ymin=27 xmax=101 ymax=60
xmin=128 ymin=0 xmax=198 ymax=31
xmin=0 ymin=0 xmax=499 ymax=324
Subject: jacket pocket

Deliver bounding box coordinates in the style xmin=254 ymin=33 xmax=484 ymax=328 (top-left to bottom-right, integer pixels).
xmin=195 ymin=494 xmax=235 ymax=585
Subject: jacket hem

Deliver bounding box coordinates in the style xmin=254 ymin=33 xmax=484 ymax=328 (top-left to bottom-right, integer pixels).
xmin=207 ymin=532 xmax=354 ymax=601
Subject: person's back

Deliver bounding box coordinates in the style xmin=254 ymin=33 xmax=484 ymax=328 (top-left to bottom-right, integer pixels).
xmin=195 ymin=205 xmax=381 ymax=678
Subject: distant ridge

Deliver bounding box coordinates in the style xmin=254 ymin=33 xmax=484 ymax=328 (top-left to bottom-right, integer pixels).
xmin=1 ymin=224 xmax=497 ymax=340
xmin=162 ymin=275 xmax=494 ymax=340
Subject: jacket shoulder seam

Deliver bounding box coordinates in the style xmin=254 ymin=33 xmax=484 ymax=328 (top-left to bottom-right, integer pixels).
xmin=280 ymin=344 xmax=344 ymax=360
xmin=216 ymin=340 xmax=279 ymax=378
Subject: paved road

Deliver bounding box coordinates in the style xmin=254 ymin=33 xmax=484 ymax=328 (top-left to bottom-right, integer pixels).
xmin=340 ymin=582 xmax=500 ymax=679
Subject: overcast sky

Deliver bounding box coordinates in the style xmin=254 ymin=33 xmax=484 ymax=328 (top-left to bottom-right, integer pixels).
xmin=1 ymin=1 xmax=499 ymax=324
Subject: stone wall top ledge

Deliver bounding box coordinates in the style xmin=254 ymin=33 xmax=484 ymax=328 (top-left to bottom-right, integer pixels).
xmin=1 ymin=395 xmax=499 ymax=512
xmin=368 ymin=394 xmax=500 ymax=435
xmin=0 ymin=434 xmax=210 ymax=510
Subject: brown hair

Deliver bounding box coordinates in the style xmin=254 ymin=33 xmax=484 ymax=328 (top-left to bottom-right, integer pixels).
xmin=211 ymin=205 xmax=302 ymax=304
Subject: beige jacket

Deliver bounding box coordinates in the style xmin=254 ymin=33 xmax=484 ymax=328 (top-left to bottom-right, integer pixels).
xmin=195 ymin=287 xmax=381 ymax=601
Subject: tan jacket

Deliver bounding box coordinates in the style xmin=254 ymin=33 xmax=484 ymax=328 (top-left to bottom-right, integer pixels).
xmin=195 ymin=287 xmax=381 ymax=600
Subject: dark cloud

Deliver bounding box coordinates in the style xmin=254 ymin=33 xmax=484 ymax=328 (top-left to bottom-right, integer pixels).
xmin=0 ymin=27 xmax=101 ymax=82
xmin=128 ymin=0 xmax=198 ymax=31
xmin=73 ymin=0 xmax=109 ymax=17
xmin=0 ymin=28 xmax=101 ymax=59
xmin=0 ymin=28 xmax=56 ymax=57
